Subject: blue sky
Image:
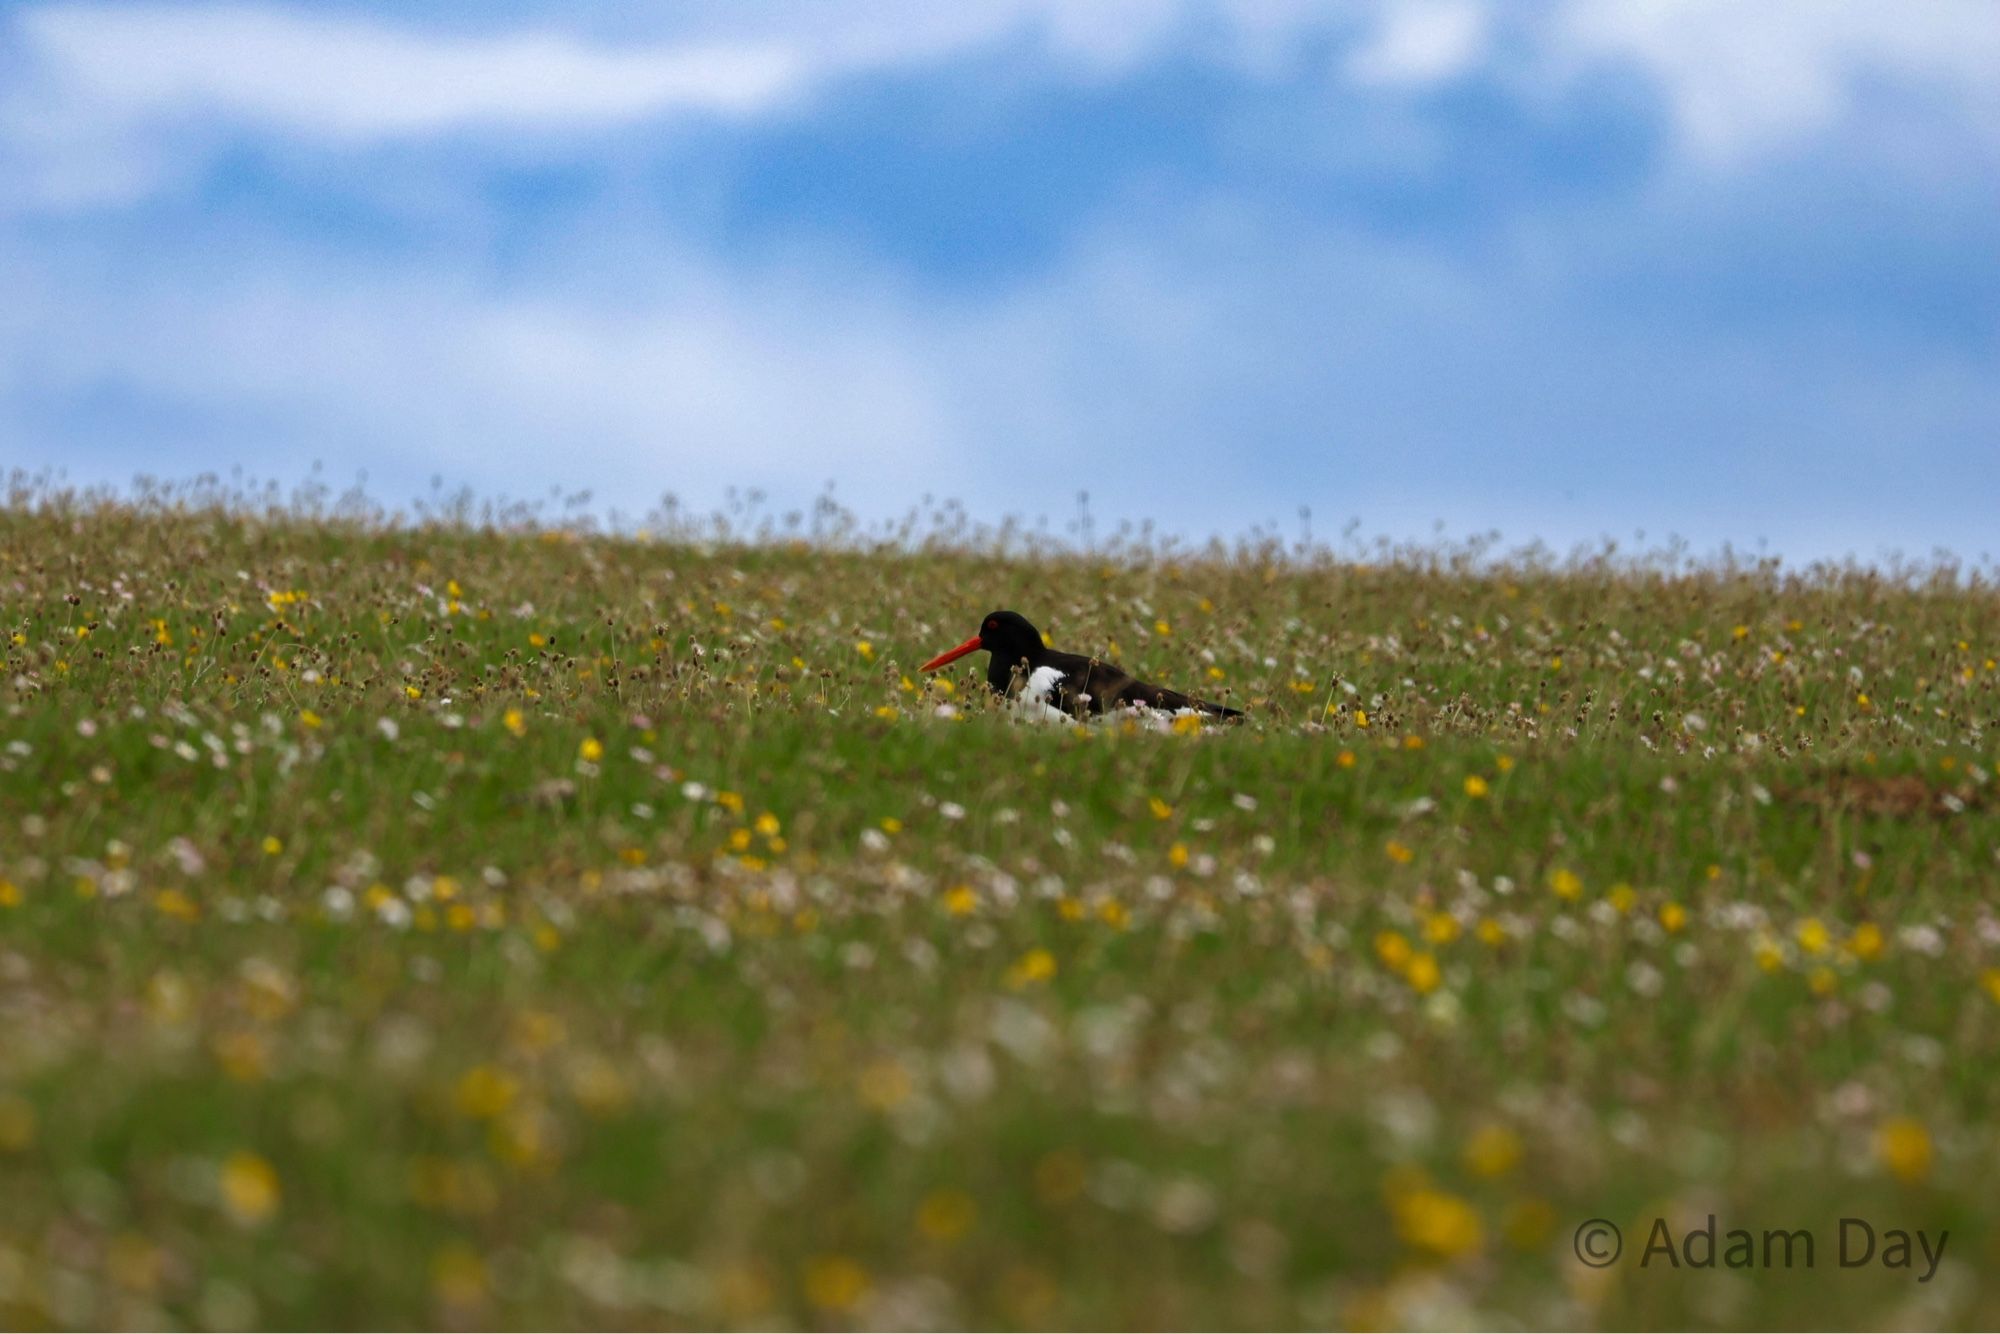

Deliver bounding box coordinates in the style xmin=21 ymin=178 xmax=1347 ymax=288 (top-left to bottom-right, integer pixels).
xmin=3 ymin=0 xmax=1996 ymax=561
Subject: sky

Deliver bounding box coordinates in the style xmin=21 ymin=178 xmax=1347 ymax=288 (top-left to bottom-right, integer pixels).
xmin=3 ymin=0 xmax=1996 ymax=563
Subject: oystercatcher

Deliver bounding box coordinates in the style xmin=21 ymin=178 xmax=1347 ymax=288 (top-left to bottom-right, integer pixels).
xmin=920 ymin=610 xmax=1244 ymax=722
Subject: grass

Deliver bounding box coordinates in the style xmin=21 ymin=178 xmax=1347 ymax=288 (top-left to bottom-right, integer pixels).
xmin=2 ymin=482 xmax=1998 ymax=1329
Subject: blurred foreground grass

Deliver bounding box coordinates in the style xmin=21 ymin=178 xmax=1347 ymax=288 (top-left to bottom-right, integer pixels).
xmin=2 ymin=483 xmax=1998 ymax=1328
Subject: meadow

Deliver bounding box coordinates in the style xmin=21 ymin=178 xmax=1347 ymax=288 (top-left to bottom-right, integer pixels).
xmin=2 ymin=479 xmax=1997 ymax=1329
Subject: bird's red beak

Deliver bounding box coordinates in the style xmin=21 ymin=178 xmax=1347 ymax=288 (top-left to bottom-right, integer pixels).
xmin=920 ymin=635 xmax=983 ymax=672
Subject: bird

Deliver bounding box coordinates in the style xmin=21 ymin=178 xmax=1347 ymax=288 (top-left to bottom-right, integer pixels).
xmin=920 ymin=610 xmax=1243 ymax=722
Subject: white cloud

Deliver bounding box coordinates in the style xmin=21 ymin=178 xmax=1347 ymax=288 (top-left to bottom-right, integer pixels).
xmin=1345 ymin=0 xmax=1488 ymax=88
xmin=1553 ymin=0 xmax=2000 ymax=165
xmin=15 ymin=5 xmax=808 ymax=140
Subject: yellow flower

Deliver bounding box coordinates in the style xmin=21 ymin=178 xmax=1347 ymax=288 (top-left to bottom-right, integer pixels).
xmin=1206 ymin=665 xmax=1225 ymax=680
xmin=754 ymin=811 xmax=782 ymax=837
xmin=1169 ymin=842 xmax=1190 ymax=869
xmin=1171 ymin=713 xmax=1203 ymax=736
xmin=1463 ymin=1124 xmax=1523 ymax=1178
xmin=153 ymin=889 xmax=199 ymax=922
xmin=0 ymin=1094 xmax=36 ymax=1151
xmin=1421 ymin=913 xmax=1459 ymax=945
xmin=578 ymin=737 xmax=604 ymax=763
xmin=1475 ymin=918 xmax=1507 ymax=947
xmin=503 ymin=708 xmax=526 ymax=737
xmin=1337 ymin=749 xmax=1357 ymax=768
xmin=1795 ymin=918 xmax=1831 ymax=955
xmin=1462 ymin=775 xmax=1489 ymax=798
xmin=299 ymin=708 xmax=323 ymax=730
xmin=431 ymin=1243 xmax=488 ymax=1310
xmin=453 ymin=1065 xmax=519 ymax=1120
xmin=1391 ymin=1185 xmax=1484 ymax=1259
xmin=404 ymin=684 xmax=422 ymax=700
xmin=879 ymin=816 xmax=901 ymax=834
xmin=1384 ymin=840 xmax=1414 ymax=865
xmin=1848 ymin=922 xmax=1884 ymax=961
xmin=1875 ymin=1117 xmax=1933 ymax=1184
xmin=1374 ymin=931 xmax=1412 ymax=970
xmin=1980 ymin=968 xmax=2000 ymax=1004
xmin=1405 ymin=952 xmax=1441 ymax=994
xmin=1659 ymin=902 xmax=1688 ymax=933
xmin=942 ymin=885 xmax=977 ymax=917
xmin=219 ymin=1152 xmax=280 ymax=1226
xmin=1353 ymin=709 xmax=1369 ymax=728
xmin=1753 ymin=937 xmax=1785 ymax=972
xmin=803 ymin=1256 xmax=870 ymax=1312
xmin=1154 ymin=619 xmax=1171 ymax=636
xmin=1495 ymin=754 xmax=1515 ymax=772
xmin=916 ymin=1188 xmax=977 ymax=1242
xmin=1606 ymin=883 xmax=1636 ymax=914
xmin=718 ymin=791 xmax=745 ymax=815
xmin=1148 ymin=796 xmax=1173 ymax=820
xmin=1403 ymin=734 xmax=1424 ymax=750
xmin=261 ymin=835 xmax=283 ymax=856
xmin=1548 ymin=868 xmax=1582 ymax=900
xmin=1006 ymin=948 xmax=1058 ymax=989
xmin=0 ymin=879 xmax=23 ymax=909
xmin=855 ymin=641 xmax=875 ymax=660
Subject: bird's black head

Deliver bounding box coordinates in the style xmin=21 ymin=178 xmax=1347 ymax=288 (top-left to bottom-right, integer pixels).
xmin=919 ymin=609 xmax=1045 ymax=673
xmin=974 ymin=610 xmax=1043 ymax=664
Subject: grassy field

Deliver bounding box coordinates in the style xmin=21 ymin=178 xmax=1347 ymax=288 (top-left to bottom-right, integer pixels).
xmin=2 ymin=484 xmax=1997 ymax=1329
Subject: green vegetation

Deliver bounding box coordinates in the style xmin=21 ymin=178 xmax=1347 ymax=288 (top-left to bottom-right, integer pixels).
xmin=2 ymin=484 xmax=1997 ymax=1328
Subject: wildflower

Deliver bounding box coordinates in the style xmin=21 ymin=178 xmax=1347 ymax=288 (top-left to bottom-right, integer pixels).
xmin=1606 ymin=883 xmax=1636 ymax=914
xmin=1659 ymin=902 xmax=1688 ymax=933
xmin=1475 ymin=918 xmax=1507 ymax=947
xmin=1495 ymin=754 xmax=1515 ymax=772
xmin=855 ymin=641 xmax=875 ymax=660
xmin=1385 ymin=840 xmax=1414 ymax=865
xmin=1375 ymin=931 xmax=1412 ymax=970
xmin=803 ymin=1256 xmax=870 ymax=1313
xmin=1169 ymin=842 xmax=1190 ymax=869
xmin=1006 ymin=948 xmax=1058 ymax=989
xmin=1849 ymin=923 xmax=1885 ymax=961
xmin=0 ymin=879 xmax=21 ymax=908
xmin=578 ymin=737 xmax=604 ymax=763
xmin=1876 ymin=1117 xmax=1933 ymax=1184
xmin=1463 ymin=1124 xmax=1523 ymax=1178
xmin=1548 ymin=868 xmax=1582 ymax=900
xmin=154 ymin=889 xmax=199 ymax=921
xmin=1390 ymin=1184 xmax=1483 ymax=1259
xmin=1980 ymin=968 xmax=2000 ymax=1004
xmin=0 ymin=1094 xmax=35 ymax=1151
xmin=1171 ymin=713 xmax=1202 ymax=736
xmin=1421 ymin=913 xmax=1459 ymax=945
xmin=299 ymin=709 xmax=323 ymax=730
xmin=432 ymin=1243 xmax=488 ymax=1310
xmin=718 ymin=791 xmax=745 ymax=815
xmin=503 ymin=708 xmax=526 ymax=737
xmin=1405 ymin=953 xmax=1441 ymax=994
xmin=1148 ymin=796 xmax=1173 ymax=820
xmin=454 ymin=1066 xmax=518 ymax=1120
xmin=1337 ymin=749 xmax=1357 ymax=768
xmin=754 ymin=812 xmax=782 ymax=838
xmin=943 ymin=886 xmax=977 ymax=917
xmin=404 ymin=684 xmax=422 ymax=700
xmin=1463 ymin=774 xmax=1489 ymax=798
xmin=219 ymin=1152 xmax=280 ymax=1226
xmin=261 ymin=836 xmax=283 ymax=856
xmin=1795 ymin=918 xmax=1831 ymax=955
xmin=917 ymin=1188 xmax=977 ymax=1242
